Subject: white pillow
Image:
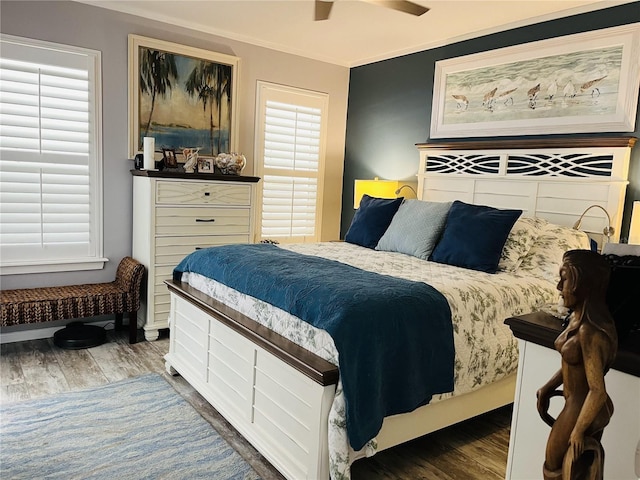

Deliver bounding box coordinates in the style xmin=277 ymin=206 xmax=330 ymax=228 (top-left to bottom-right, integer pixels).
xmin=518 ymin=221 xmax=592 ymax=283
xmin=376 ymin=200 xmax=451 ymax=260
xmin=498 ymin=217 xmax=546 ymax=272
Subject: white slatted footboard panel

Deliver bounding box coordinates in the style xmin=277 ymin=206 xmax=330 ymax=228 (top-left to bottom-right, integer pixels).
xmin=166 ymin=289 xmax=336 ymax=480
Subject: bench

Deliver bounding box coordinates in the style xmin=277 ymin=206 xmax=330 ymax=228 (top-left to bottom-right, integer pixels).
xmin=0 ymin=257 xmax=145 ymax=344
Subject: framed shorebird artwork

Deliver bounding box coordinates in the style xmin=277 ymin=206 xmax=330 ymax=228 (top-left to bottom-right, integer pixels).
xmin=128 ymin=35 xmax=239 ymax=159
xmin=430 ymin=23 xmax=640 ymax=138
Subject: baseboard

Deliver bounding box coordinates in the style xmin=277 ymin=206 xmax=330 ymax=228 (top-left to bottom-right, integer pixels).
xmin=0 ymin=318 xmax=119 ymax=344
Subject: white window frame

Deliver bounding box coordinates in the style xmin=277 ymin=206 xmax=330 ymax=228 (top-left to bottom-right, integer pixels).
xmin=0 ymin=34 xmax=105 ymax=275
xmin=254 ymin=81 xmax=328 ymax=243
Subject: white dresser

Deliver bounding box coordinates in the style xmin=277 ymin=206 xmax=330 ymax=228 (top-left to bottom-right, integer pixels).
xmin=132 ymin=171 xmax=260 ymax=341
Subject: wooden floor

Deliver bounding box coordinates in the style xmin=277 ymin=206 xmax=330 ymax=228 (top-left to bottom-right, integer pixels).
xmin=0 ymin=328 xmax=512 ymax=480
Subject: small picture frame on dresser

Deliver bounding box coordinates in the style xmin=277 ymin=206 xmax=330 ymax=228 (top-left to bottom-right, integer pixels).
xmin=197 ymin=157 xmax=214 ymax=173
xmin=162 ymin=148 xmax=178 ymax=168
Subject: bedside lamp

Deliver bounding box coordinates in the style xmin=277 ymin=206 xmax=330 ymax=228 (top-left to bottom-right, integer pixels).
xmin=353 ymin=178 xmax=399 ymax=208
xmin=572 ymin=204 xmax=614 ymax=243
xmin=629 ymin=201 xmax=640 ymax=245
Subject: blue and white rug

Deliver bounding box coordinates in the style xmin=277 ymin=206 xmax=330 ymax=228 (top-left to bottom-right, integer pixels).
xmin=0 ymin=373 xmax=261 ymax=479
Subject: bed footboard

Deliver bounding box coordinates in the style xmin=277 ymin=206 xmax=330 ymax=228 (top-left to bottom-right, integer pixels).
xmin=165 ymin=280 xmax=517 ymax=479
xmin=164 ymin=280 xmax=338 ymax=480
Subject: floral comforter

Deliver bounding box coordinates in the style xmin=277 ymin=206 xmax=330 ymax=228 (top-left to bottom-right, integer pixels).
xmin=180 ymin=241 xmax=561 ymax=479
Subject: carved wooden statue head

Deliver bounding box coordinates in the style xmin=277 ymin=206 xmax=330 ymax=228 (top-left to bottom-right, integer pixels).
xmin=560 ymin=249 xmax=611 ymax=309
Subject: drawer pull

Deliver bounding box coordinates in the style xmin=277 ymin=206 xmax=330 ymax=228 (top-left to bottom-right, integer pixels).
xmin=195 ymin=218 xmax=215 ymax=223
xmin=204 ymin=192 xmax=210 ymax=196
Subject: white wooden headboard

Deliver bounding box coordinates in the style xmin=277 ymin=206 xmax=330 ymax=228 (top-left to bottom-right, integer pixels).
xmin=416 ymin=137 xmax=636 ymax=245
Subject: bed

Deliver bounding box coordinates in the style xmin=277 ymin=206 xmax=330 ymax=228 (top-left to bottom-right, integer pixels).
xmin=164 ymin=137 xmax=635 ymax=480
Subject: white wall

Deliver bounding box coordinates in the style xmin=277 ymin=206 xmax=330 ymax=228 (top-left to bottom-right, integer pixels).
xmin=0 ymin=1 xmax=349 ymax=294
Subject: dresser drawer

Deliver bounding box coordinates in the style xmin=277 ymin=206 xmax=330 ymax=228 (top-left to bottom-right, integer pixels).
xmin=154 ymin=266 xmax=173 ymax=293
xmin=155 ymin=207 xmax=250 ymax=236
xmin=156 ymin=181 xmax=251 ymax=206
xmin=153 ymin=266 xmax=173 ymax=321
xmin=154 ymin=293 xmax=171 ymax=320
xmin=155 ymin=235 xmax=251 ymax=265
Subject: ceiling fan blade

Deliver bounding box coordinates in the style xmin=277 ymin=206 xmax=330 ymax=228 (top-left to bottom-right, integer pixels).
xmin=363 ymin=0 xmax=429 ymax=16
xmin=315 ymin=0 xmax=334 ymax=21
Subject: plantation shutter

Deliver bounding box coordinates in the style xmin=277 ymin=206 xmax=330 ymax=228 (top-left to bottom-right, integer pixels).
xmin=256 ymin=83 xmax=327 ymax=243
xmin=0 ymin=35 xmax=104 ymax=273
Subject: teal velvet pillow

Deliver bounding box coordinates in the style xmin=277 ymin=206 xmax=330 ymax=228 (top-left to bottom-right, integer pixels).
xmin=376 ymin=200 xmax=452 ymax=259
xmin=430 ymin=200 xmax=522 ymax=273
xmin=345 ymin=195 xmax=404 ymax=249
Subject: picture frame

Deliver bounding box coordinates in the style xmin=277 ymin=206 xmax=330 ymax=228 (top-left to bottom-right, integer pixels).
xmin=430 ymin=23 xmax=640 ymax=138
xmin=162 ymin=148 xmax=178 ymax=168
xmin=197 ymin=157 xmax=214 ymax=174
xmin=128 ymin=35 xmax=240 ymax=159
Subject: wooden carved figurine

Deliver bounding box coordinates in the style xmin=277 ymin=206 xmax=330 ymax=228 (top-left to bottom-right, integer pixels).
xmin=537 ymin=249 xmax=617 ymax=480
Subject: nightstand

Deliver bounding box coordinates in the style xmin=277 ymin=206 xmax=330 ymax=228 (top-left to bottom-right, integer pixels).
xmin=504 ymin=312 xmax=639 ymax=480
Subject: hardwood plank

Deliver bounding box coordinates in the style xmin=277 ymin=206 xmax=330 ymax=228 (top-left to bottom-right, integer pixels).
xmin=427 ymin=447 xmax=504 ymax=480
xmin=119 ymin=331 xmax=169 ymax=374
xmin=146 ymin=333 xmax=170 ymax=357
xmin=426 ymin=409 xmax=511 ymax=477
xmin=87 ymin=334 xmax=149 ymax=382
xmin=49 ymin=338 xmax=108 ymax=390
xmin=0 ymin=342 xmax=24 ymax=385
xmin=14 ymin=339 xmax=69 ymax=399
xmin=352 ymin=441 xmax=457 ymax=480
xmin=0 ymin=383 xmax=30 ymax=404
xmin=352 ymin=407 xmax=511 ymax=480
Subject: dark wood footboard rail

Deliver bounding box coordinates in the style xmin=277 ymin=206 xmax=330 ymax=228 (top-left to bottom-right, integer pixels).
xmin=165 ymin=280 xmax=339 ymax=386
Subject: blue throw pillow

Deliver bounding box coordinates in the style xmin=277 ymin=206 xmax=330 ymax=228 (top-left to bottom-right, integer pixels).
xmin=430 ymin=200 xmax=522 ymax=273
xmin=345 ymin=195 xmax=404 ymax=249
xmin=376 ymin=200 xmax=452 ymax=259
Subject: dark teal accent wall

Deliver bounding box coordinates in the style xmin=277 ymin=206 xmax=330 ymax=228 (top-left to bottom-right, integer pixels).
xmin=341 ymin=3 xmax=640 ymax=240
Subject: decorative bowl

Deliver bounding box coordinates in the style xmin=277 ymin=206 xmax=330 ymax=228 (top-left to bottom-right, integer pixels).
xmin=214 ymin=152 xmax=246 ymax=175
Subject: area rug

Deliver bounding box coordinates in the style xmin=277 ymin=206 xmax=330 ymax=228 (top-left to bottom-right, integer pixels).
xmin=0 ymin=373 xmax=261 ymax=480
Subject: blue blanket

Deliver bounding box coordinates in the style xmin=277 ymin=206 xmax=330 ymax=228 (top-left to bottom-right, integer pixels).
xmin=174 ymin=244 xmax=454 ymax=450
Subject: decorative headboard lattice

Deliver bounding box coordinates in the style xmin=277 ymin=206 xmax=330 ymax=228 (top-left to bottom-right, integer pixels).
xmin=416 ymin=137 xmax=636 ymax=245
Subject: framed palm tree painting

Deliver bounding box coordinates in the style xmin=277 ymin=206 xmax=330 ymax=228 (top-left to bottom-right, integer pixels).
xmin=128 ymin=35 xmax=239 ymax=159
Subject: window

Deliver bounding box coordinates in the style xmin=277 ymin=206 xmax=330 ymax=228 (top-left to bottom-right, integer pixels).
xmin=255 ymin=82 xmax=328 ymax=243
xmin=0 ymin=35 xmax=104 ymax=274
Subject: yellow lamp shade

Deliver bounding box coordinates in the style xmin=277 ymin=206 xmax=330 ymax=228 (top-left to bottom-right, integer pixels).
xmin=354 ymin=178 xmax=400 ymax=209
xmin=629 ymin=201 xmax=640 ymax=245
